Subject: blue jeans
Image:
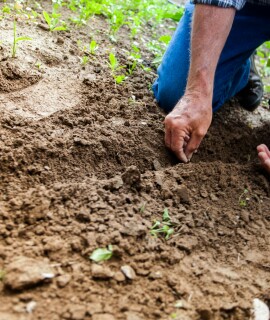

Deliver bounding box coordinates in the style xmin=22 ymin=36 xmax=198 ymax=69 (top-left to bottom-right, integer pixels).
xmin=153 ymin=2 xmax=270 ymax=113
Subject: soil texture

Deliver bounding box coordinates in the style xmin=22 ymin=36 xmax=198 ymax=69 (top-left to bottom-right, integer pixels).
xmin=0 ymin=3 xmax=270 ymax=320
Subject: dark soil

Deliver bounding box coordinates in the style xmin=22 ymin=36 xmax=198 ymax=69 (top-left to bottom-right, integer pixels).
xmin=0 ymin=3 xmax=270 ymax=320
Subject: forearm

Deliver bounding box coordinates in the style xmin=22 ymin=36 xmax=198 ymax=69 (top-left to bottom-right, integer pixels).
xmin=186 ymin=4 xmax=236 ymax=100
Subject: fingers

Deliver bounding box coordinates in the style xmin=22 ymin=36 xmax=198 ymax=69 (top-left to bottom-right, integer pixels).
xmin=185 ymin=131 xmax=204 ymax=161
xmin=258 ymin=151 xmax=270 ymax=173
xmin=165 ymin=115 xmax=189 ymax=162
xmin=164 ymin=125 xmax=172 ymax=149
xmin=257 ymin=144 xmax=270 ymax=174
xmin=257 ymin=144 xmax=270 ymax=157
xmin=168 ymin=127 xmax=188 ymax=162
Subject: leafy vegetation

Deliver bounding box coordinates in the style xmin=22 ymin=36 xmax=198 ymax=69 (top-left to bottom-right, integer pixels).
xmin=0 ymin=0 xmax=183 ymax=79
xmin=89 ymin=40 xmax=98 ymax=55
xmin=257 ymin=42 xmax=270 ymax=93
xmin=42 ymin=10 xmax=67 ymax=31
xmin=150 ymin=208 xmax=174 ymax=240
xmin=108 ymin=52 xmax=126 ymax=84
xmin=90 ymin=245 xmax=113 ymax=262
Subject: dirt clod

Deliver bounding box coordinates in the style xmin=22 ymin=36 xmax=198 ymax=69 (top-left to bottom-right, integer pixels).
xmin=56 ymin=274 xmax=71 ymax=288
xmin=4 ymin=256 xmax=54 ymax=290
xmin=91 ymin=264 xmax=114 ymax=279
xmin=122 ymin=166 xmax=141 ymax=187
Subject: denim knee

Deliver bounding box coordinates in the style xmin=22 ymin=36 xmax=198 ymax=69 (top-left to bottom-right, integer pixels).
xmin=152 ymin=78 xmax=184 ymax=113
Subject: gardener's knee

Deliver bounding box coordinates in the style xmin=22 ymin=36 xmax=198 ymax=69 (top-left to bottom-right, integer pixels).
xmin=152 ymin=76 xmax=185 ymax=114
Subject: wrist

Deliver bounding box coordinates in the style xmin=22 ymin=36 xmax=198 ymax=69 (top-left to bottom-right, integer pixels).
xmin=186 ymin=68 xmax=214 ymax=99
xmin=180 ymin=91 xmax=212 ymax=110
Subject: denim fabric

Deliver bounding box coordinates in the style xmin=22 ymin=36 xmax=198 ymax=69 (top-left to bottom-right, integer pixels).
xmin=152 ymin=2 xmax=270 ymax=113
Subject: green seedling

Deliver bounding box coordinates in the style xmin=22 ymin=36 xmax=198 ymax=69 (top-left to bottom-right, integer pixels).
xmin=80 ymin=55 xmax=89 ymax=65
xmin=12 ymin=19 xmax=32 ymax=58
xmin=109 ymin=9 xmax=125 ymax=36
xmin=0 ymin=270 xmax=5 ymax=281
xmin=90 ymin=245 xmax=113 ymax=262
xmin=89 ymin=40 xmax=98 ymax=55
xmin=108 ymin=52 xmax=119 ymax=73
xmin=43 ymin=10 xmax=67 ymax=31
xmin=151 ymin=224 xmax=174 ymax=240
xmin=108 ymin=52 xmax=126 ymax=84
xmin=127 ymin=45 xmax=142 ymax=75
xmin=114 ymin=75 xmax=126 ymax=84
xmin=162 ymin=208 xmax=171 ymax=222
xmin=150 ymin=208 xmax=174 ymax=240
xmin=2 ymin=5 xmax=11 ymax=14
xmin=239 ymin=188 xmax=249 ymax=207
xmin=35 ymin=61 xmax=42 ymax=69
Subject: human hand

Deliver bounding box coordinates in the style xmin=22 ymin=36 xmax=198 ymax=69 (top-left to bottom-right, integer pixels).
xmin=164 ymin=94 xmax=212 ymax=162
xmin=257 ymin=144 xmax=270 ymax=174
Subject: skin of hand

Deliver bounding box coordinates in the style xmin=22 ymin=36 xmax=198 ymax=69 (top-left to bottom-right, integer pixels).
xmin=165 ymin=5 xmax=236 ymax=162
xmin=165 ymin=93 xmax=212 ymax=162
xmin=257 ymin=144 xmax=270 ymax=173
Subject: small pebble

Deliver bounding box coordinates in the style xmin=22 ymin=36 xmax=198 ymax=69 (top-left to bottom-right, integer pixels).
xmin=121 ymin=265 xmax=136 ymax=280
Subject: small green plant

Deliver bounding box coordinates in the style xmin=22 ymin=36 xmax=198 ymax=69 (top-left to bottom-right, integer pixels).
xmin=90 ymin=245 xmax=113 ymax=262
xmin=12 ymin=19 xmax=32 ymax=58
xmin=239 ymin=188 xmax=249 ymax=207
xmin=43 ymin=10 xmax=67 ymax=31
xmin=108 ymin=52 xmax=126 ymax=84
xmin=81 ymin=55 xmax=89 ymax=65
xmin=2 ymin=5 xmax=11 ymax=14
xmin=114 ymin=75 xmax=126 ymax=84
xmin=0 ymin=270 xmax=5 ymax=281
xmin=149 ymin=34 xmax=172 ymax=67
xmin=150 ymin=208 xmax=174 ymax=240
xmin=35 ymin=61 xmax=42 ymax=69
xmin=108 ymin=52 xmax=119 ymax=73
xmin=89 ymin=40 xmax=98 ymax=55
xmin=127 ymin=45 xmax=142 ymax=75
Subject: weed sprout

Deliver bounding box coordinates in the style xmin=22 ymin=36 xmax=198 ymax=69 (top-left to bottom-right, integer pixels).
xmin=150 ymin=208 xmax=174 ymax=240
xmin=12 ymin=19 xmax=32 ymax=58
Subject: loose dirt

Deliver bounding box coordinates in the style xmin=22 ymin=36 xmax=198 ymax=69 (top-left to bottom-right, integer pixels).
xmin=0 ymin=3 xmax=270 ymax=320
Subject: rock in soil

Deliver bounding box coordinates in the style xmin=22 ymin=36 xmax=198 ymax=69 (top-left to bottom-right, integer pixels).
xmin=4 ymin=256 xmax=54 ymax=290
xmin=91 ymin=264 xmax=114 ymax=279
xmin=121 ymin=265 xmax=136 ymax=280
xmin=56 ymin=274 xmax=71 ymax=288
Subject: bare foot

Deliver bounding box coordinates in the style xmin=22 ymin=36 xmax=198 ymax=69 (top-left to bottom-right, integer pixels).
xmin=257 ymin=144 xmax=270 ymax=174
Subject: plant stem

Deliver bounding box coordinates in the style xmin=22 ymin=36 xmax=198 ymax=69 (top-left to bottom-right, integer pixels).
xmin=12 ymin=19 xmax=16 ymax=58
